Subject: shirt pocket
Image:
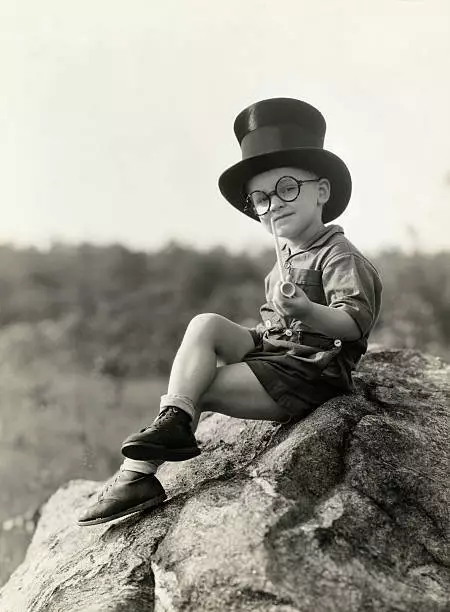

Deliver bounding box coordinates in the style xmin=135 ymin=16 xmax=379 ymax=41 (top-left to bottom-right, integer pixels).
xmin=288 ymin=268 xmax=325 ymax=304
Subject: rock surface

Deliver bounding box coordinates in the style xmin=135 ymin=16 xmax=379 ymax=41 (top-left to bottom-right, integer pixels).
xmin=0 ymin=349 xmax=449 ymax=612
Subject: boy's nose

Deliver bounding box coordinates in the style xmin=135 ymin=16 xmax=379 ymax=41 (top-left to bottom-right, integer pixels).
xmin=270 ymin=194 xmax=287 ymax=212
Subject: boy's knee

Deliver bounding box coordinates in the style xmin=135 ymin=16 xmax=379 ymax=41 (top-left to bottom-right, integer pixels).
xmin=186 ymin=313 xmax=223 ymax=340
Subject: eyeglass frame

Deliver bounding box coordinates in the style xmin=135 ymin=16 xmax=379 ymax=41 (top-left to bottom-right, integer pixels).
xmin=245 ymin=175 xmax=323 ymax=217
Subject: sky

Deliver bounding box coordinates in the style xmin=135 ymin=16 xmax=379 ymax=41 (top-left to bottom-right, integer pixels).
xmin=1 ymin=0 xmax=449 ymax=255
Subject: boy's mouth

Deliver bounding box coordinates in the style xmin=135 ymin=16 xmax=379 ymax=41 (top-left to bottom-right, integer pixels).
xmin=273 ymin=212 xmax=294 ymax=223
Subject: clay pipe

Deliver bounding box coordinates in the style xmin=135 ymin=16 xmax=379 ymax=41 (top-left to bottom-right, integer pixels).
xmin=270 ymin=215 xmax=296 ymax=298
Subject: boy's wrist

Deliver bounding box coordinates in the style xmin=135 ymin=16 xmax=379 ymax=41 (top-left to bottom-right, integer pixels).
xmin=295 ymin=297 xmax=315 ymax=322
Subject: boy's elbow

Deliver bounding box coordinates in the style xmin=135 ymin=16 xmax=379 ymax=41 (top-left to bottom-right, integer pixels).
xmin=339 ymin=311 xmax=363 ymax=341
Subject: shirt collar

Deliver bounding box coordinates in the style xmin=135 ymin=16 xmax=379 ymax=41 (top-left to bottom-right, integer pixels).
xmin=282 ymin=224 xmax=344 ymax=258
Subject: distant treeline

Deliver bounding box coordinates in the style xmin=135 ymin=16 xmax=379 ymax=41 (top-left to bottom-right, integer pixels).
xmin=0 ymin=242 xmax=448 ymax=374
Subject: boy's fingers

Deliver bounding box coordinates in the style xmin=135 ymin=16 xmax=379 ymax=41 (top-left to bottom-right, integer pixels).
xmin=275 ymin=284 xmax=291 ymax=306
xmin=274 ymin=281 xmax=286 ymax=301
xmin=271 ymin=293 xmax=286 ymax=317
xmin=272 ymin=300 xmax=284 ymax=317
xmin=272 ymin=285 xmax=284 ymax=313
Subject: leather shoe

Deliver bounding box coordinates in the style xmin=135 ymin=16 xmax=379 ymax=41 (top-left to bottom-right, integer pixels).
xmin=121 ymin=407 xmax=201 ymax=461
xmin=77 ymin=469 xmax=166 ymax=526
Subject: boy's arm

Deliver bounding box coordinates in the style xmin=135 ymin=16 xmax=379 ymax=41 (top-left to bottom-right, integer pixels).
xmin=298 ymin=300 xmax=361 ymax=340
xmin=272 ymin=283 xmax=361 ymax=340
xmin=272 ymin=252 xmax=382 ymax=341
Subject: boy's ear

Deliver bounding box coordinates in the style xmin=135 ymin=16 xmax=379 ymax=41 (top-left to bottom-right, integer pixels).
xmin=317 ymin=177 xmax=331 ymax=205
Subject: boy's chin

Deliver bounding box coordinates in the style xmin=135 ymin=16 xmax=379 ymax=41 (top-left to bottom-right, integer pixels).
xmin=276 ymin=228 xmax=298 ymax=240
xmin=264 ymin=223 xmax=297 ymax=239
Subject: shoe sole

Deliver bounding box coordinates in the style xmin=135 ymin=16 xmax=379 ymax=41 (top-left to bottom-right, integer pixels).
xmin=77 ymin=493 xmax=167 ymax=527
xmin=121 ymin=441 xmax=201 ymax=462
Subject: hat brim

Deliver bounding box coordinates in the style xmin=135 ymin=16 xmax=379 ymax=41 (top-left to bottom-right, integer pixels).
xmin=218 ymin=148 xmax=352 ymax=224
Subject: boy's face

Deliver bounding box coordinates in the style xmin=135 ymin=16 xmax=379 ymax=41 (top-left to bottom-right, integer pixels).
xmin=246 ymin=166 xmax=330 ymax=241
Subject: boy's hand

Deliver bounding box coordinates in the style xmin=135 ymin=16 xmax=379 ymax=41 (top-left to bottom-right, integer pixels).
xmin=272 ymin=281 xmax=312 ymax=320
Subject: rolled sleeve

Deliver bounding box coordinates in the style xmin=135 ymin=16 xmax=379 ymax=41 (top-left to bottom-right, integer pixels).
xmin=322 ymin=253 xmax=380 ymax=337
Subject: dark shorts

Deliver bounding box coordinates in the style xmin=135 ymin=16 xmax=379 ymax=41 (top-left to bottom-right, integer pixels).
xmin=243 ymin=330 xmax=345 ymax=420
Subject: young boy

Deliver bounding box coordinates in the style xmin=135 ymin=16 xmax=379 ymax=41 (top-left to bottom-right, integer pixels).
xmin=78 ymin=98 xmax=382 ymax=526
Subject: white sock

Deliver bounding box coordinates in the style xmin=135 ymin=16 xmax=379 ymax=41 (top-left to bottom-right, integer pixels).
xmin=121 ymin=458 xmax=160 ymax=475
xmin=160 ymin=393 xmax=196 ymax=420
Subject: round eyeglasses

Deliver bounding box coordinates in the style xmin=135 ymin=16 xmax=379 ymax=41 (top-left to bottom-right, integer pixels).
xmin=245 ymin=175 xmax=321 ymax=217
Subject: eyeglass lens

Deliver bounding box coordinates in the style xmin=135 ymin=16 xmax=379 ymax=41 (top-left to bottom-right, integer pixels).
xmin=247 ymin=176 xmax=300 ymax=216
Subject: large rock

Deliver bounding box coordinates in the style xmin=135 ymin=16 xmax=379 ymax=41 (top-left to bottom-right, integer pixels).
xmin=0 ymin=349 xmax=449 ymax=612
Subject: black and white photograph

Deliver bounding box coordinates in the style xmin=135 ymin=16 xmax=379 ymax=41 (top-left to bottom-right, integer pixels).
xmin=0 ymin=1 xmax=449 ymax=610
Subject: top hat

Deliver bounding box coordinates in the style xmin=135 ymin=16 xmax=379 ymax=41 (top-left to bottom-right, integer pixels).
xmin=218 ymin=98 xmax=352 ymax=223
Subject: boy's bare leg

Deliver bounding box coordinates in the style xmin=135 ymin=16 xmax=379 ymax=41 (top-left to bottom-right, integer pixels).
xmin=166 ymin=313 xmax=256 ymax=404
xmin=121 ymin=313 xmax=288 ymax=463
xmin=197 ymin=361 xmax=288 ymax=421
xmin=123 ymin=359 xmax=288 ymax=473
xmin=166 ymin=313 xmax=288 ymax=420
xmin=79 ymin=315 xmax=287 ymax=525
xmin=145 ymin=312 xmax=289 ymax=420
xmin=164 ymin=313 xmax=286 ymax=420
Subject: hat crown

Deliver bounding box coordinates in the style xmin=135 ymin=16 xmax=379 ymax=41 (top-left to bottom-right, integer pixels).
xmin=233 ymin=98 xmax=327 ymax=160
xmin=218 ymin=97 xmax=351 ymax=225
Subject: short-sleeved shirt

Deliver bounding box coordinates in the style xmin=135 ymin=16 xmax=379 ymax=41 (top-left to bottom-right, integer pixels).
xmin=249 ymin=224 xmax=383 ymax=391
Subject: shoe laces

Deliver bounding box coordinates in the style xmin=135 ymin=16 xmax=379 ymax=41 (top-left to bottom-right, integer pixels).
xmin=98 ymin=472 xmax=121 ymax=500
xmin=138 ymin=407 xmax=177 ymax=432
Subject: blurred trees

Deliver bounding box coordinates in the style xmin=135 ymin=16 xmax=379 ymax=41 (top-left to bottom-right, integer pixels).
xmin=372 ymin=249 xmax=450 ymax=359
xmin=0 ymin=241 xmax=448 ymax=374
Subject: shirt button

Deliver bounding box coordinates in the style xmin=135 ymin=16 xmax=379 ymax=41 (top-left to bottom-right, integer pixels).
xmin=285 ymin=329 xmax=293 ymax=337
xmin=265 ymin=320 xmax=272 ymax=328
xmin=334 ymin=339 xmax=342 ymax=347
